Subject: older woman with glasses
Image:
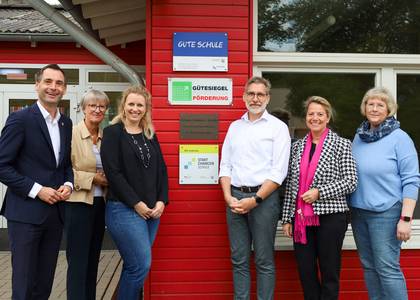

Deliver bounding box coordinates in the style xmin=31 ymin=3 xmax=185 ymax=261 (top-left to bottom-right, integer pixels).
xmin=349 ymin=87 xmax=420 ymax=300
xmin=65 ymin=89 xmax=109 ymax=300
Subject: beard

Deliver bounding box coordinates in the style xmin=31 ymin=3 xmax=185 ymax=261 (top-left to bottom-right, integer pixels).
xmin=245 ymin=101 xmax=268 ymax=115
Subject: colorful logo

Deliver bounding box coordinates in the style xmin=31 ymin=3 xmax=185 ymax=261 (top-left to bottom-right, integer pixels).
xmin=172 ymin=81 xmax=192 ymax=101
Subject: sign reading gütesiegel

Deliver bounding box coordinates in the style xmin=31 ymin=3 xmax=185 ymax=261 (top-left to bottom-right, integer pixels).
xmin=173 ymin=32 xmax=228 ymax=71
xmin=168 ymin=78 xmax=232 ymax=105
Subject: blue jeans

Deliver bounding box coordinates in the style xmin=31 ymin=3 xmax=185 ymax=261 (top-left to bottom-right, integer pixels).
xmin=351 ymin=202 xmax=407 ymax=300
xmin=226 ymin=189 xmax=280 ymax=300
xmin=105 ymin=201 xmax=160 ymax=300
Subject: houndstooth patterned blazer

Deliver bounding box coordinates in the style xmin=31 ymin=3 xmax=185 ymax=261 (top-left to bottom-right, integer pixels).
xmin=281 ymin=130 xmax=358 ymax=224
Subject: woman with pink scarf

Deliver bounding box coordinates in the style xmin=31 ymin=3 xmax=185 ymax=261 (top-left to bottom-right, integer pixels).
xmin=281 ymin=96 xmax=357 ymax=300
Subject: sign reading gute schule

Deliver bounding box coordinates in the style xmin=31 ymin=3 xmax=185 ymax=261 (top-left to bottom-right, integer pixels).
xmin=173 ymin=32 xmax=228 ymax=71
xmin=168 ymin=78 xmax=232 ymax=105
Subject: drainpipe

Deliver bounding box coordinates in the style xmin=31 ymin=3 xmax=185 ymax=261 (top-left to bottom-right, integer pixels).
xmin=26 ymin=0 xmax=142 ymax=86
xmin=57 ymin=0 xmax=99 ymax=40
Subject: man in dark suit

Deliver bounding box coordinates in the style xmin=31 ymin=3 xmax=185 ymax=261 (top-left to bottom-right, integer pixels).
xmin=0 ymin=64 xmax=73 ymax=300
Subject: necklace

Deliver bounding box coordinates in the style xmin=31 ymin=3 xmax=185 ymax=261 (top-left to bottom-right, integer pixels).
xmin=130 ymin=133 xmax=151 ymax=168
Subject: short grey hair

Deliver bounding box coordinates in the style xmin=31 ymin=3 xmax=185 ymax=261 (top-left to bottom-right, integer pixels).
xmin=360 ymin=87 xmax=398 ymax=117
xmin=244 ymin=76 xmax=271 ymax=95
xmin=80 ymin=89 xmax=110 ymax=110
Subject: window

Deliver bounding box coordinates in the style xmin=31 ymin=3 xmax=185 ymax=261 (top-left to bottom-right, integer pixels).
xmin=263 ymin=71 xmax=375 ymax=139
xmin=0 ymin=68 xmax=79 ymax=85
xmin=258 ymin=0 xmax=420 ymax=53
xmin=396 ymin=73 xmax=420 ymax=217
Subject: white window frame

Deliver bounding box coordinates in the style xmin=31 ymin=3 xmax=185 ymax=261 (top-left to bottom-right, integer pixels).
xmin=254 ymin=1 xmax=420 ymax=249
xmin=253 ymin=1 xmax=420 ymax=67
xmin=252 ymin=67 xmax=420 ymax=250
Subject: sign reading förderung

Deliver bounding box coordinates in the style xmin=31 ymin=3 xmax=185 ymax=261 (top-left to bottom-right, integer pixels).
xmin=173 ymin=32 xmax=228 ymax=72
xmin=168 ymin=78 xmax=232 ymax=105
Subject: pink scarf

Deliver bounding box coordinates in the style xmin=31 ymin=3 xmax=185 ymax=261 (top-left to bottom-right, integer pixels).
xmin=294 ymin=128 xmax=329 ymax=244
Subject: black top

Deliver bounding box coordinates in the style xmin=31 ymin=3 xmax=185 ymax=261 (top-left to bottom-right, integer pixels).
xmin=309 ymin=142 xmax=317 ymax=162
xmin=100 ymin=122 xmax=169 ymax=208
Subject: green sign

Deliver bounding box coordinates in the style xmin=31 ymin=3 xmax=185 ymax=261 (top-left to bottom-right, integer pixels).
xmin=172 ymin=81 xmax=192 ymax=101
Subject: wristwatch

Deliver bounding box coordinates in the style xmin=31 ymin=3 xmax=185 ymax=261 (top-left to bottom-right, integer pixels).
xmin=254 ymin=195 xmax=263 ymax=204
xmin=400 ymin=216 xmax=412 ymax=222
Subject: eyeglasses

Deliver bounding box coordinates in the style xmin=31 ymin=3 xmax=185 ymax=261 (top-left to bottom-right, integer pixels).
xmin=245 ymin=91 xmax=268 ymax=100
xmin=87 ymin=104 xmax=107 ymax=112
xmin=366 ymin=102 xmax=387 ymax=111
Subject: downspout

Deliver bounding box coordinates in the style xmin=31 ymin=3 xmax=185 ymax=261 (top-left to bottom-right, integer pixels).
xmin=57 ymin=0 xmax=99 ymax=40
xmin=26 ymin=0 xmax=142 ymax=86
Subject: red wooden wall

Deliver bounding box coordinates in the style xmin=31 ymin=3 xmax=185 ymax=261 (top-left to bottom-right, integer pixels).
xmin=0 ymin=40 xmax=145 ymax=65
xmin=1 ymin=1 xmax=420 ymax=298
xmin=147 ymin=0 xmax=251 ymax=298
xmin=147 ymin=1 xmax=420 ymax=299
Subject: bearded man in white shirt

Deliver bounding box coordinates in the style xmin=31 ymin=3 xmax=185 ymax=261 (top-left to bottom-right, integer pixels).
xmin=219 ymin=76 xmax=291 ymax=300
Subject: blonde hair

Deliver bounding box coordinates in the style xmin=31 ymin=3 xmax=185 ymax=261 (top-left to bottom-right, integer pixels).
xmin=360 ymin=87 xmax=398 ymax=117
xmin=111 ymin=86 xmax=155 ymax=139
xmin=304 ymin=96 xmax=334 ymax=121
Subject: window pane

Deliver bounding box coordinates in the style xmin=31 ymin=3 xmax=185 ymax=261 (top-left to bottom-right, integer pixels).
xmin=258 ymin=0 xmax=420 ymax=53
xmin=396 ymin=74 xmax=420 ymax=217
xmin=263 ymin=72 xmax=374 ymax=140
xmin=0 ymin=68 xmax=79 ymax=84
xmin=100 ymin=91 xmax=122 ymax=128
xmin=9 ymin=99 xmax=70 ymax=117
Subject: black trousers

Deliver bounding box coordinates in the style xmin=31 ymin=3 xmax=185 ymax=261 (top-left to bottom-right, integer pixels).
xmin=8 ymin=206 xmax=63 ymax=300
xmin=293 ymin=212 xmax=348 ymax=300
xmin=65 ymin=197 xmax=105 ymax=300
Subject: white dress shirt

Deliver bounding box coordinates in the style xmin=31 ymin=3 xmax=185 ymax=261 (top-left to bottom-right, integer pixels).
xmin=28 ymin=101 xmax=72 ymax=198
xmin=219 ymin=110 xmax=291 ymax=187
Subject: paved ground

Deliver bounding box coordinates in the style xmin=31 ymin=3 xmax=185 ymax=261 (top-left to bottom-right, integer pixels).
xmin=0 ymin=250 xmax=121 ymax=300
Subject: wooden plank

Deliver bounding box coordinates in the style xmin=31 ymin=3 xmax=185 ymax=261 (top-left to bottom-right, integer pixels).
xmin=91 ymin=9 xmax=146 ymax=30
xmin=99 ymin=22 xmax=146 ymax=39
xmin=152 ymin=0 xmax=249 ymax=5
xmin=152 ymin=16 xmax=248 ymax=29
xmin=158 ymin=224 xmax=228 ymax=236
xmin=105 ymin=31 xmax=146 ymax=47
xmin=152 ymin=4 xmax=248 ymax=17
xmin=102 ymin=252 xmax=123 ymax=300
xmin=82 ymin=0 xmax=145 ymax=18
xmin=152 ymin=28 xmax=249 ymax=40
xmin=153 ymin=247 xmax=230 ymax=259
xmin=152 ymin=258 xmax=231 ymax=271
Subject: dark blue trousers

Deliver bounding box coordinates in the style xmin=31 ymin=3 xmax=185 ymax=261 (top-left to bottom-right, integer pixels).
xmin=65 ymin=197 xmax=105 ymax=300
xmin=8 ymin=205 xmax=63 ymax=300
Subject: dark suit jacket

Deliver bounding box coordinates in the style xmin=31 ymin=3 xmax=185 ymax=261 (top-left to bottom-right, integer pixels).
xmin=101 ymin=122 xmax=168 ymax=208
xmin=0 ymin=103 xmax=73 ymax=225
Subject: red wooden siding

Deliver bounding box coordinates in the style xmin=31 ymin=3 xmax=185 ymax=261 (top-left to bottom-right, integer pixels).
xmin=147 ymin=0 xmax=251 ymax=299
xmin=0 ymin=40 xmax=145 ymax=65
xmin=147 ymin=1 xmax=420 ymax=299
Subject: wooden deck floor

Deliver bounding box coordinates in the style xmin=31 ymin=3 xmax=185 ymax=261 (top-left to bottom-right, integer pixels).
xmin=0 ymin=250 xmax=122 ymax=300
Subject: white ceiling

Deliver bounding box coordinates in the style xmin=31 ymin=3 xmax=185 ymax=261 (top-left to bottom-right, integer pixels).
xmin=73 ymin=0 xmax=146 ymax=46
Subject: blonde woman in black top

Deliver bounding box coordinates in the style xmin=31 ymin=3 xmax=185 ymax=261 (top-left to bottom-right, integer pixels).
xmin=100 ymin=86 xmax=168 ymax=300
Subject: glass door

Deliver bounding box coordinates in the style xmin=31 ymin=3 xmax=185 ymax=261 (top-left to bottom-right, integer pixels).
xmin=2 ymin=91 xmax=78 ymax=126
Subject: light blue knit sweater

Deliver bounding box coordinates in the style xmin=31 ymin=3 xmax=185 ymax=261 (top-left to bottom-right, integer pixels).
xmin=349 ymin=128 xmax=420 ymax=212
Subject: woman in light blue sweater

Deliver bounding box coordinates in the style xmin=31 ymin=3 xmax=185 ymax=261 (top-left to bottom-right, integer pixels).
xmin=349 ymin=87 xmax=420 ymax=300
